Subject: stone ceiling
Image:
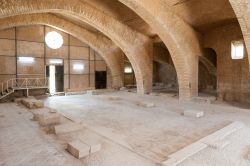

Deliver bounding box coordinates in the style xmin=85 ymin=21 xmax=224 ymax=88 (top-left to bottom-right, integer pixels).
xmin=54 ymin=0 xmax=237 ymax=42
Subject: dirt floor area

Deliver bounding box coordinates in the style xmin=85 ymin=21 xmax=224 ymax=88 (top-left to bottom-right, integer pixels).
xmin=1 ymin=91 xmax=250 ymax=165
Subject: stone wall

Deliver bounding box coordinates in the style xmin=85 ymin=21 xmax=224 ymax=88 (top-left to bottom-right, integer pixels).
xmin=204 ymin=23 xmax=250 ymax=103
xmin=0 ymin=25 xmax=110 ymax=93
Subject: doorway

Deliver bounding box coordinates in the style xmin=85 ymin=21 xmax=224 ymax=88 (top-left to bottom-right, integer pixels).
xmin=46 ymin=65 xmax=64 ymax=94
xmin=95 ymin=71 xmax=107 ymax=89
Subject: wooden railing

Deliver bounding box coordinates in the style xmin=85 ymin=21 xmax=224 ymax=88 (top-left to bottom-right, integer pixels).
xmin=1 ymin=78 xmax=49 ymax=95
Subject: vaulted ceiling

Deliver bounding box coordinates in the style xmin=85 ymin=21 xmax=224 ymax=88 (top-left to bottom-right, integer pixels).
xmin=52 ymin=0 xmax=237 ymax=45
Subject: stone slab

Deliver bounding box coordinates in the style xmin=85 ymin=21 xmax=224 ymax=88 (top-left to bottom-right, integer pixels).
xmin=14 ymin=97 xmax=26 ymax=103
xmin=33 ymin=100 xmax=44 ymax=108
xmin=136 ymin=101 xmax=155 ymax=108
xmin=183 ymin=110 xmax=204 ymax=118
xmin=21 ymin=98 xmax=44 ymax=109
xmin=192 ymin=96 xmax=217 ymax=104
xmin=162 ymin=121 xmax=244 ymax=166
xmin=33 ymin=111 xmax=44 ymax=121
xmin=247 ymin=151 xmax=250 ymax=160
xmin=80 ymin=138 xmax=101 ymax=154
xmin=87 ymin=89 xmax=115 ymax=95
xmin=67 ymin=140 xmax=90 ymax=159
xmin=38 ymin=112 xmax=61 ymax=126
xmin=54 ymin=123 xmax=83 ymax=135
xmin=162 ymin=142 xmax=207 ymax=166
xmin=86 ymin=90 xmax=100 ymax=95
xmin=108 ymin=96 xmax=121 ymax=101
xmin=206 ymin=140 xmax=230 ymax=149
xmin=200 ymin=121 xmax=244 ymax=144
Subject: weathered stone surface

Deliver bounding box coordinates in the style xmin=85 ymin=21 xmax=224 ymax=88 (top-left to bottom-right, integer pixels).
xmin=37 ymin=112 xmax=61 ymax=126
xmin=192 ymin=96 xmax=216 ymax=104
xmin=33 ymin=100 xmax=44 ymax=108
xmin=108 ymin=96 xmax=121 ymax=100
xmin=80 ymin=138 xmax=101 ymax=154
xmin=136 ymin=101 xmax=155 ymax=108
xmin=14 ymin=97 xmax=26 ymax=103
xmin=200 ymin=121 xmax=244 ymax=144
xmin=21 ymin=98 xmax=44 ymax=109
xmin=87 ymin=89 xmax=115 ymax=95
xmin=162 ymin=142 xmax=207 ymax=166
xmin=54 ymin=123 xmax=83 ymax=135
xmin=118 ymin=0 xmax=201 ymax=100
xmin=206 ymin=140 xmax=230 ymax=150
xmin=183 ymin=110 xmax=204 ymax=118
xmin=247 ymin=151 xmax=250 ymax=160
xmin=120 ymin=87 xmax=127 ymax=91
xmin=67 ymin=140 xmax=90 ymax=159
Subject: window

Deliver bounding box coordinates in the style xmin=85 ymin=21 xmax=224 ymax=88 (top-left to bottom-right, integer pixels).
xmin=49 ymin=59 xmax=63 ymax=65
xmin=231 ymin=40 xmax=244 ymax=60
xmin=124 ymin=67 xmax=133 ymax=73
xmin=18 ymin=57 xmax=34 ymax=63
xmin=73 ymin=64 xmax=84 ymax=70
xmin=45 ymin=31 xmax=63 ymax=49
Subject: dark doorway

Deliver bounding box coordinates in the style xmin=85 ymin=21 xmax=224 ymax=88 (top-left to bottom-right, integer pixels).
xmin=55 ymin=66 xmax=64 ymax=92
xmin=95 ymin=71 xmax=107 ymax=89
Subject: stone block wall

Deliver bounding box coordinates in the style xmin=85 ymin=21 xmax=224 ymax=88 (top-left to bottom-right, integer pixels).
xmin=204 ymin=23 xmax=250 ymax=103
xmin=0 ymin=25 xmax=110 ymax=93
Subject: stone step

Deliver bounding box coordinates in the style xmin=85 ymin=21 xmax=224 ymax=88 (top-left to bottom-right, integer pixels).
xmin=136 ymin=101 xmax=155 ymax=108
xmin=192 ymin=96 xmax=217 ymax=104
xmin=162 ymin=142 xmax=207 ymax=166
xmin=108 ymin=96 xmax=121 ymax=100
xmin=162 ymin=121 xmax=244 ymax=166
xmin=206 ymin=140 xmax=230 ymax=149
xmin=87 ymin=89 xmax=115 ymax=95
xmin=54 ymin=123 xmax=83 ymax=135
xmin=67 ymin=140 xmax=90 ymax=159
xmin=183 ymin=110 xmax=204 ymax=118
xmin=80 ymin=138 xmax=101 ymax=154
xmin=67 ymin=139 xmax=102 ymax=159
xmin=35 ymin=112 xmax=61 ymax=126
xmin=200 ymin=121 xmax=244 ymax=144
xmin=21 ymin=98 xmax=44 ymax=109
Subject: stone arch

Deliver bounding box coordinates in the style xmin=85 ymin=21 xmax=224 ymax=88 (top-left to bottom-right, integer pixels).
xmin=117 ymin=0 xmax=202 ymax=100
xmin=228 ymin=0 xmax=250 ymax=69
xmin=0 ymin=13 xmax=124 ymax=88
xmin=0 ymin=0 xmax=153 ymax=94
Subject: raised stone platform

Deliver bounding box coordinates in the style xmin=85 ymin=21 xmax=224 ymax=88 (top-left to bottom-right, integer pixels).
xmin=162 ymin=121 xmax=244 ymax=166
xmin=163 ymin=142 xmax=207 ymax=166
